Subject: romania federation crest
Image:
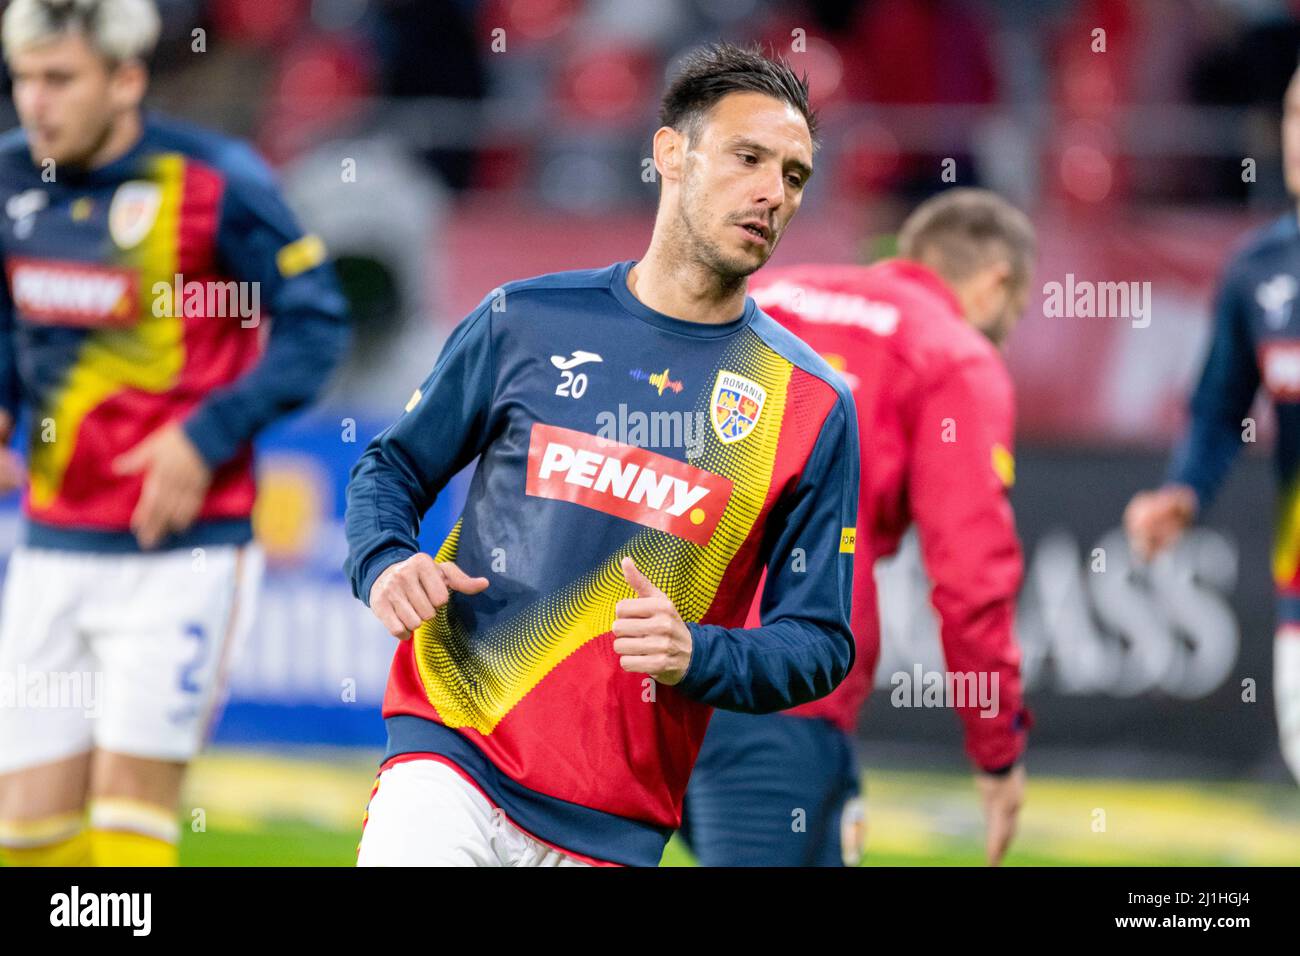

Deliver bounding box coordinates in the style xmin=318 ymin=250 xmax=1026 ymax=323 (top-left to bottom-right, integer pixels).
xmin=711 ymin=369 xmax=766 ymax=444
xmin=108 ymin=181 xmax=162 ymax=250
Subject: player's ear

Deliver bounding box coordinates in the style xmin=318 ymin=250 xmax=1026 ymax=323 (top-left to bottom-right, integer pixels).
xmin=998 ymin=262 xmax=1024 ymax=320
xmin=988 ymin=258 xmax=1013 ymax=289
xmin=653 ymin=126 xmax=685 ymax=184
xmin=109 ymin=58 xmax=149 ymax=112
xmin=982 ymin=260 xmax=1014 ymax=310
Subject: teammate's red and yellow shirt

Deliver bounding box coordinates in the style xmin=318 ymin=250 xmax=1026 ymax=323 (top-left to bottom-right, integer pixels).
xmin=345 ymin=260 xmax=860 ymax=865
xmin=0 ymin=114 xmax=350 ymax=552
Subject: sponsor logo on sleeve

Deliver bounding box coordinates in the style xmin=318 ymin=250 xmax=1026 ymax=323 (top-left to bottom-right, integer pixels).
xmin=991 ymin=443 xmax=1016 ymax=488
xmin=276 ymin=234 xmax=327 ymax=278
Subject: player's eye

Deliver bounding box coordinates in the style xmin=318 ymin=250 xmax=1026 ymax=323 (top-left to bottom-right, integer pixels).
xmin=787 ymin=173 xmax=804 ymax=188
xmin=738 ymin=152 xmax=758 ymax=165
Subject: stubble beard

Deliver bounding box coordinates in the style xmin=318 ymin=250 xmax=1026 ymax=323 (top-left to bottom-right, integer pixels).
xmin=674 ymin=172 xmax=767 ymax=296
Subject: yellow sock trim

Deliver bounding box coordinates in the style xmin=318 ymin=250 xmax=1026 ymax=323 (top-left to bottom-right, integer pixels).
xmin=88 ymin=798 xmax=177 ymax=842
xmin=89 ymin=828 xmax=178 ymax=867
xmin=0 ymin=811 xmax=85 ymax=847
xmin=88 ymin=799 xmax=179 ymax=867
xmin=0 ymin=829 xmax=92 ymax=867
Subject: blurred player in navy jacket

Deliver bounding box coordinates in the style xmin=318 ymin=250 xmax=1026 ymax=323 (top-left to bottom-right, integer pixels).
xmin=1126 ymin=63 xmax=1300 ymax=787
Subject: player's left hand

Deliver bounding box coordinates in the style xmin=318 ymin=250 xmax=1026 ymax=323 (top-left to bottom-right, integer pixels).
xmin=612 ymin=556 xmax=692 ymax=685
xmin=975 ymin=763 xmax=1026 ymax=866
xmin=112 ymin=422 xmax=213 ymax=550
xmin=0 ymin=409 xmax=25 ymax=496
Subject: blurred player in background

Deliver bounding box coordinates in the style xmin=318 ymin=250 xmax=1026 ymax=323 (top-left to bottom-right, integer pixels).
xmin=1125 ymin=62 xmax=1300 ymax=787
xmin=682 ymin=189 xmax=1035 ymax=866
xmin=0 ymin=0 xmax=350 ymax=866
xmin=345 ymin=43 xmax=858 ymax=867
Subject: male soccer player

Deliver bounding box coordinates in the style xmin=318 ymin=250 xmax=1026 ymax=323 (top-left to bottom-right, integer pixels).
xmin=1125 ymin=63 xmax=1300 ymax=787
xmin=0 ymin=0 xmax=350 ymax=866
xmin=345 ymin=43 xmax=859 ymax=867
xmin=682 ymin=189 xmax=1035 ymax=866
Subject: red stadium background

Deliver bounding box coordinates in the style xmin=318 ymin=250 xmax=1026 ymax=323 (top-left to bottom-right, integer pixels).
xmin=2 ymin=0 xmax=1298 ymax=864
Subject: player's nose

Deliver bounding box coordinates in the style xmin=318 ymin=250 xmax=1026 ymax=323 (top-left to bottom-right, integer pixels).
xmin=747 ymin=161 xmax=784 ymax=208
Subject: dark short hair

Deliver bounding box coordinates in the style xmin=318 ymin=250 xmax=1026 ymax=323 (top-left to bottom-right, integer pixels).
xmin=658 ymin=42 xmax=818 ymax=149
xmin=897 ymin=188 xmax=1036 ymax=289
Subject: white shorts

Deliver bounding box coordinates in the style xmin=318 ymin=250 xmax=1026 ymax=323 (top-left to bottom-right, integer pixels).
xmin=1276 ymin=625 xmax=1300 ymax=786
xmin=357 ymin=758 xmax=592 ymax=867
xmin=0 ymin=542 xmax=263 ymax=774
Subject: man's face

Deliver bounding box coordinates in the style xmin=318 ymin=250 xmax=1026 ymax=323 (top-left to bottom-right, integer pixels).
xmin=1284 ymin=67 xmax=1300 ymax=199
xmin=671 ymin=91 xmax=813 ymax=281
xmin=9 ymin=32 xmax=125 ymax=167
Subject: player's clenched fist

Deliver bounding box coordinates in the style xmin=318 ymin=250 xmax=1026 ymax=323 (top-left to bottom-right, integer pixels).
xmin=369 ymin=553 xmax=490 ymax=639
xmin=612 ymin=556 xmax=692 ymax=685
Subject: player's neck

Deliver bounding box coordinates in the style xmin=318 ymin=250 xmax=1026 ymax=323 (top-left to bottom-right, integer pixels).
xmin=629 ymin=245 xmax=748 ymax=326
xmin=83 ymin=109 xmax=145 ymax=171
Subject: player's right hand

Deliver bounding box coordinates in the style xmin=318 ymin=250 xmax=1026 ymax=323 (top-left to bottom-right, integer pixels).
xmin=1123 ymin=484 xmax=1198 ymax=562
xmin=976 ymin=763 xmax=1026 ymax=866
xmin=368 ymin=553 xmax=490 ymax=640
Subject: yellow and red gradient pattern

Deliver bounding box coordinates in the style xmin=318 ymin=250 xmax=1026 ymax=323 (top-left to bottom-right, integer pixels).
xmin=28 ymin=155 xmax=189 ymax=510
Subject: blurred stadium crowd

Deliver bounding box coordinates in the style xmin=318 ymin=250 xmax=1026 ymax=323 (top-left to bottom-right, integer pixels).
xmin=0 ymin=0 xmax=1295 ymax=206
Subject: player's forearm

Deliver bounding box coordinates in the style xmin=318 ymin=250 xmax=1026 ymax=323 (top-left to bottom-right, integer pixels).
xmin=0 ymin=318 xmax=19 ymax=421
xmin=676 ymin=616 xmax=854 ymax=712
xmin=1166 ymin=412 xmax=1243 ymax=515
xmin=934 ymin=598 xmax=1030 ymax=772
xmin=0 ymin=371 xmax=18 ymax=423
xmin=183 ymin=304 xmax=351 ymax=466
xmin=683 ymin=391 xmax=857 ymax=712
xmin=343 ymin=447 xmax=428 ymax=605
xmin=961 ymin=688 xmax=1030 ymax=773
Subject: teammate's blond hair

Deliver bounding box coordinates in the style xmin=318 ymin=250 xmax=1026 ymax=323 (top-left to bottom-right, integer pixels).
xmin=897 ymin=188 xmax=1036 ymax=292
xmin=2 ymin=0 xmax=160 ymax=64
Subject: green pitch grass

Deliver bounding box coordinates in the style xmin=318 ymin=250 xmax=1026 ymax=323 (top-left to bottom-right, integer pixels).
xmin=152 ymin=748 xmax=1300 ymax=866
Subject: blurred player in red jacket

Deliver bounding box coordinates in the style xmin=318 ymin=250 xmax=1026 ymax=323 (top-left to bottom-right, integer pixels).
xmin=680 ymin=189 xmax=1035 ymax=866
